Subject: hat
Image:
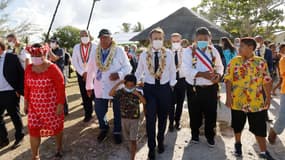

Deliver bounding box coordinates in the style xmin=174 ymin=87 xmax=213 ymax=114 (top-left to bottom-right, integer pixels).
xmin=50 ymin=37 xmax=59 ymax=44
xmin=98 ymin=29 xmax=111 ymax=38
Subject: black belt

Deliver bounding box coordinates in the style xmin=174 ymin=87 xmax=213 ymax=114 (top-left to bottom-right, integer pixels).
xmin=144 ymin=82 xmax=170 ymax=87
xmin=189 ymin=84 xmax=217 ymax=89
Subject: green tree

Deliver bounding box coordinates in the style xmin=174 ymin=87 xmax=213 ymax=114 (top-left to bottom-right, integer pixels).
xmin=50 ymin=25 xmax=81 ymax=53
xmin=121 ymin=22 xmax=131 ymax=33
xmin=193 ymin=0 xmax=285 ymax=38
xmin=132 ymin=22 xmax=144 ymax=32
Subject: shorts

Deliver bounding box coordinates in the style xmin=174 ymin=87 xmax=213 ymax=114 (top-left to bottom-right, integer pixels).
xmin=121 ymin=118 xmax=139 ymax=141
xmin=231 ymin=109 xmax=267 ymax=137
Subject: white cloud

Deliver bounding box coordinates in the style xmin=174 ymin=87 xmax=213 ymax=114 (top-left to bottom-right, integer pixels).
xmin=6 ymin=0 xmax=201 ymax=41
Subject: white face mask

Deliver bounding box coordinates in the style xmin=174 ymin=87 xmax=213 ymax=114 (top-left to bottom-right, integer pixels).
xmin=8 ymin=42 xmax=15 ymax=48
xmin=172 ymin=42 xmax=181 ymax=50
xmin=152 ymin=40 xmax=163 ymax=50
xmin=50 ymin=42 xmax=57 ymax=49
xmin=31 ymin=57 xmax=43 ymax=66
xmin=81 ymin=37 xmax=90 ymax=44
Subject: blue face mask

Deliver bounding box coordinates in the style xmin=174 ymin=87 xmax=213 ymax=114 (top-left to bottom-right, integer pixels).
xmin=124 ymin=87 xmax=135 ymax=93
xmin=197 ymin=41 xmax=208 ymax=50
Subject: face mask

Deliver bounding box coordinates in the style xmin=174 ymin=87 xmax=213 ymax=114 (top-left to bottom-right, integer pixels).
xmin=124 ymin=87 xmax=135 ymax=93
xmin=152 ymin=40 xmax=163 ymax=50
xmin=8 ymin=42 xmax=15 ymax=48
xmin=197 ymin=41 xmax=208 ymax=50
xmin=50 ymin=42 xmax=57 ymax=49
xmin=31 ymin=57 xmax=43 ymax=66
xmin=235 ymin=43 xmax=240 ymax=47
xmin=172 ymin=42 xmax=181 ymax=50
xmin=81 ymin=37 xmax=90 ymax=44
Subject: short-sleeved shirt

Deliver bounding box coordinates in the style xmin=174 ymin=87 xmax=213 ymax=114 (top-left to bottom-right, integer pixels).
xmin=280 ymin=56 xmax=285 ymax=94
xmin=224 ymin=56 xmax=272 ymax=112
xmin=115 ymin=88 xmax=141 ymax=119
xmin=52 ymin=48 xmax=64 ymax=72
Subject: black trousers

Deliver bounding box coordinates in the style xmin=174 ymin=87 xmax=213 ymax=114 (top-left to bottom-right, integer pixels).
xmin=169 ymin=78 xmax=186 ymax=124
xmin=0 ymin=91 xmax=24 ymax=142
xmin=77 ymin=73 xmax=93 ymax=118
xmin=143 ymin=83 xmax=172 ymax=150
xmin=186 ymin=84 xmax=218 ymax=140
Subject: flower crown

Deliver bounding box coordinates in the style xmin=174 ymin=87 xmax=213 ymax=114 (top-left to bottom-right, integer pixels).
xmin=25 ymin=44 xmax=49 ymax=56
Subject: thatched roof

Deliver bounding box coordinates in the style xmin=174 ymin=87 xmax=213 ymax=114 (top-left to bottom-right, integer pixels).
xmin=130 ymin=7 xmax=230 ymax=41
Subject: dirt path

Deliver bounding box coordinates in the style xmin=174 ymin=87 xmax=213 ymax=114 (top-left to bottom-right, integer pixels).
xmin=0 ymin=76 xmax=284 ymax=160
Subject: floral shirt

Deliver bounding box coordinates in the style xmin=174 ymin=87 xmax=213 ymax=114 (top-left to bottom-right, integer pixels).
xmin=115 ymin=89 xmax=141 ymax=119
xmin=224 ymin=56 xmax=272 ymax=112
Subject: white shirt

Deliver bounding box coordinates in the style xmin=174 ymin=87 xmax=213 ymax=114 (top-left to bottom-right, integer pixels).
xmin=182 ymin=46 xmax=224 ymax=86
xmin=72 ymin=43 xmax=97 ymax=76
xmin=171 ymin=48 xmax=185 ymax=78
xmin=86 ymin=46 xmax=132 ymax=99
xmin=135 ymin=48 xmax=177 ymax=86
xmin=0 ymin=52 xmax=14 ymax=91
xmin=18 ymin=49 xmax=31 ymax=69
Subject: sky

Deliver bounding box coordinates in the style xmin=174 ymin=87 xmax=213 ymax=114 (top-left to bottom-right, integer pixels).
xmin=4 ymin=0 xmax=201 ymax=42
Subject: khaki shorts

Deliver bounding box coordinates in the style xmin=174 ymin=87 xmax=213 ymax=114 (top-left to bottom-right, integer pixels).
xmin=121 ymin=118 xmax=139 ymax=141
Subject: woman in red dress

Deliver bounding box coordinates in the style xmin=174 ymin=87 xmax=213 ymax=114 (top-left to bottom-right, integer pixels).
xmin=24 ymin=43 xmax=65 ymax=160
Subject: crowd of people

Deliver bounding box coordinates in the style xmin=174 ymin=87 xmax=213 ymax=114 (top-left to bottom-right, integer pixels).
xmin=0 ymin=26 xmax=284 ymax=160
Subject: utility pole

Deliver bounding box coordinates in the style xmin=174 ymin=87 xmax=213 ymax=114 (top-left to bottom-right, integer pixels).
xmin=87 ymin=0 xmax=100 ymax=30
xmin=45 ymin=0 xmax=61 ymax=42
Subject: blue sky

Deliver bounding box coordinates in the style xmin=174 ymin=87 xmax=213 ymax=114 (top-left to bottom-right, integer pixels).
xmin=3 ymin=0 xmax=201 ymax=41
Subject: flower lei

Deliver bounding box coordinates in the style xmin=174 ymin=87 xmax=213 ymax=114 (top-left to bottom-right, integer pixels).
xmin=146 ymin=47 xmax=167 ymax=79
xmin=95 ymin=41 xmax=116 ymax=72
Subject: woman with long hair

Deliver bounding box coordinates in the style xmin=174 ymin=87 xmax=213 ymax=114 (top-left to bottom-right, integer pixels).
xmin=220 ymin=37 xmax=237 ymax=65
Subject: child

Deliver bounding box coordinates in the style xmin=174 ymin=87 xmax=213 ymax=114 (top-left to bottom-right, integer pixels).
xmin=109 ymin=74 xmax=146 ymax=160
xmin=224 ymin=38 xmax=274 ymax=160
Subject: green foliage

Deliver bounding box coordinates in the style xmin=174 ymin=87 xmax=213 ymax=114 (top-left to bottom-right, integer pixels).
xmin=50 ymin=25 xmax=81 ymax=53
xmin=193 ymin=0 xmax=285 ymax=39
xmin=121 ymin=22 xmax=131 ymax=33
xmin=132 ymin=22 xmax=144 ymax=32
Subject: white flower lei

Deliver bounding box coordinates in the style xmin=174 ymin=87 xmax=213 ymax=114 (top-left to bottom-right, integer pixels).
xmin=146 ymin=47 xmax=167 ymax=79
xmin=95 ymin=41 xmax=116 ymax=72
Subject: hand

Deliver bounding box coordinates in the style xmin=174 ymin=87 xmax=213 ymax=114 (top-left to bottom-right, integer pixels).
xmin=264 ymin=98 xmax=271 ymax=109
xmin=137 ymin=81 xmax=144 ymax=87
xmin=15 ymin=92 xmax=20 ymax=97
xmin=87 ymin=90 xmax=93 ymax=98
xmin=56 ymin=104 xmax=64 ymax=116
xmin=202 ymin=71 xmax=216 ymax=80
xmin=225 ymin=96 xmax=233 ymax=108
xmin=211 ymin=73 xmax=221 ymax=84
xmin=24 ymin=102 xmax=28 ymax=114
xmin=132 ymin=90 xmax=140 ymax=97
xmin=82 ymin=72 xmax=87 ymax=81
xmin=109 ymin=73 xmax=120 ymax=81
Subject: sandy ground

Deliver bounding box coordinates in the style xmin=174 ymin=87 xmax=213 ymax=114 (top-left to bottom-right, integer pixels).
xmin=0 ymin=75 xmax=284 ymax=160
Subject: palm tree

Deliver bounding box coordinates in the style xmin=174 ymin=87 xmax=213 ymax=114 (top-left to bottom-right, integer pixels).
xmin=132 ymin=22 xmax=144 ymax=32
xmin=121 ymin=23 xmax=131 ymax=33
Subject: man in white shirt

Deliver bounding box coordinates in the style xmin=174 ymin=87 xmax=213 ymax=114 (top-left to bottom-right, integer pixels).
xmin=135 ymin=28 xmax=176 ymax=160
xmin=168 ymin=33 xmax=186 ymax=132
xmin=6 ymin=33 xmax=31 ymax=69
xmin=182 ymin=27 xmax=224 ymax=148
xmin=71 ymin=30 xmax=96 ymax=122
xmin=86 ymin=29 xmax=132 ymax=144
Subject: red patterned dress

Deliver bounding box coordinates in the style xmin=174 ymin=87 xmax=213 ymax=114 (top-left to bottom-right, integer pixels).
xmin=24 ymin=64 xmax=65 ymax=137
